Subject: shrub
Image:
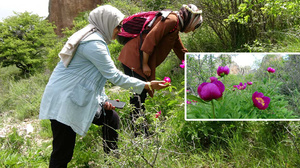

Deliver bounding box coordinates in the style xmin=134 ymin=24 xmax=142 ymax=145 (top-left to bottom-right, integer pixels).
xmin=0 ymin=12 xmax=58 ymax=74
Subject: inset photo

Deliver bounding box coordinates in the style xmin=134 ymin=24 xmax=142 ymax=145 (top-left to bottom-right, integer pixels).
xmin=185 ymin=53 xmax=300 ymax=120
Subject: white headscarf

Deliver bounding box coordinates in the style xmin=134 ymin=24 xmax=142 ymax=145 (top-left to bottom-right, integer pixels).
xmin=88 ymin=5 xmax=125 ymax=44
xmin=178 ymin=4 xmax=202 ymax=32
xmin=59 ymin=5 xmax=124 ymax=67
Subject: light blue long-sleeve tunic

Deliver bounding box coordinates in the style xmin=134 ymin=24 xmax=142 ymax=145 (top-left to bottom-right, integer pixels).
xmin=39 ymin=32 xmax=145 ymax=136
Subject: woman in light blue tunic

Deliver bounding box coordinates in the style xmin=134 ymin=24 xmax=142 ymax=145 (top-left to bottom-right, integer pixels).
xmin=39 ymin=5 xmax=169 ymax=167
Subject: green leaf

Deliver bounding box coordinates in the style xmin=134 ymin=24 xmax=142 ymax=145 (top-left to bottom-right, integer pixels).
xmin=187 ymin=95 xmax=209 ymax=104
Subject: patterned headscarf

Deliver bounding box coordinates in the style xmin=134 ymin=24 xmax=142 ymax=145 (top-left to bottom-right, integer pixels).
xmin=178 ymin=4 xmax=203 ymax=32
xmin=88 ymin=5 xmax=124 ymax=43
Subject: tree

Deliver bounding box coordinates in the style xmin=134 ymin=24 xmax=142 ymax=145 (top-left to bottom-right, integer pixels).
xmin=0 ymin=12 xmax=57 ymax=74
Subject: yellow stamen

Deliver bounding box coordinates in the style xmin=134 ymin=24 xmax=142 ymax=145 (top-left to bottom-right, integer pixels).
xmin=255 ymin=97 xmax=265 ymax=106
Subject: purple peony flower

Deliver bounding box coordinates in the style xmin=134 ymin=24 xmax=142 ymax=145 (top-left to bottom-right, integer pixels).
xmin=267 ymin=67 xmax=276 ymax=73
xmin=197 ymin=80 xmax=225 ymax=101
xmin=236 ymin=82 xmax=247 ymax=90
xmin=252 ymin=91 xmax=271 ymax=110
xmin=217 ymin=66 xmax=230 ymax=77
xmin=247 ymin=81 xmax=253 ymax=85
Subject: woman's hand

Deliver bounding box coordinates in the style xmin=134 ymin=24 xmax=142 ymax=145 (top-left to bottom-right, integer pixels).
xmin=145 ymin=81 xmax=170 ymax=91
xmin=103 ymin=101 xmax=115 ymax=110
xmin=103 ymin=99 xmax=120 ymax=111
xmin=142 ymin=52 xmax=151 ymax=77
xmin=143 ymin=63 xmax=151 ymax=77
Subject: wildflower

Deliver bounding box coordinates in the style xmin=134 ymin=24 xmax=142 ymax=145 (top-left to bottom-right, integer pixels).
xmin=155 ymin=111 xmax=162 ymax=118
xmin=247 ymin=81 xmax=253 ymax=85
xmin=209 ymin=76 xmax=218 ymax=82
xmin=217 ymin=66 xmax=230 ymax=77
xmin=235 ymin=82 xmax=247 ymax=90
xmin=187 ymin=101 xmax=192 ymax=104
xmin=267 ymin=67 xmax=276 ymax=73
xmin=197 ymin=80 xmax=225 ymax=101
xmin=252 ymin=91 xmax=271 ymax=110
xmin=180 ymin=60 xmax=185 ymax=68
xmin=163 ymin=76 xmax=171 ymax=85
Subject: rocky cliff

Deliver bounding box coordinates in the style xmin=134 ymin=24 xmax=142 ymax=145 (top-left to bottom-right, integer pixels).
xmin=48 ymin=0 xmax=102 ymax=36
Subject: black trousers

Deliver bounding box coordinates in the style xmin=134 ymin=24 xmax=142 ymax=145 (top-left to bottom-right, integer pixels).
xmin=49 ymin=110 xmax=120 ymax=168
xmin=122 ymin=64 xmax=149 ymax=136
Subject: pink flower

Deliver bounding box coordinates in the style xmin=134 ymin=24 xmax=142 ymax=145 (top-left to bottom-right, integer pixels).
xmin=163 ymin=76 xmax=171 ymax=84
xmin=155 ymin=111 xmax=162 ymax=118
xmin=235 ymin=82 xmax=247 ymax=90
xmin=209 ymin=77 xmax=218 ymax=83
xmin=267 ymin=67 xmax=276 ymax=73
xmin=197 ymin=80 xmax=225 ymax=101
xmin=247 ymin=81 xmax=253 ymax=85
xmin=180 ymin=60 xmax=185 ymax=68
xmin=252 ymin=91 xmax=271 ymax=110
xmin=217 ymin=66 xmax=230 ymax=77
xmin=187 ymin=101 xmax=192 ymax=104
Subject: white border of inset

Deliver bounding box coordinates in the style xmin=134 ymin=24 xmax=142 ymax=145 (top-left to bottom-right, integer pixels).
xmin=184 ymin=52 xmax=300 ymax=121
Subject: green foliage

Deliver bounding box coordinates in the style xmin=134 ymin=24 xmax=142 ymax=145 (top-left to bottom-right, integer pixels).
xmin=141 ymin=0 xmax=171 ymax=11
xmin=261 ymin=0 xmax=300 ymax=27
xmin=0 ymin=127 xmax=50 ymax=167
xmin=108 ymin=41 xmax=124 ymax=70
xmin=184 ymin=24 xmax=225 ymax=52
xmin=0 ymin=12 xmax=58 ymax=74
xmin=104 ymin=0 xmax=141 ymax=16
xmin=44 ymin=41 xmax=63 ymax=71
xmin=244 ymin=27 xmax=300 ymax=52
